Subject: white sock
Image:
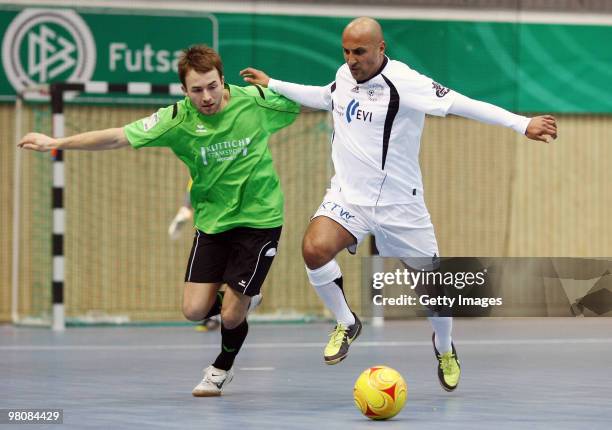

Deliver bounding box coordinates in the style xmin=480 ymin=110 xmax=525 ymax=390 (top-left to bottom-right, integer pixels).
xmin=429 ymin=316 xmax=453 ymax=354
xmin=306 ymin=260 xmax=355 ymax=327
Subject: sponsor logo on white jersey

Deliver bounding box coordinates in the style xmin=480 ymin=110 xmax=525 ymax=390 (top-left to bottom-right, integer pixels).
xmin=345 ymin=98 xmax=373 ymax=123
xmin=432 ymin=81 xmax=450 ymax=97
xmin=320 ymin=201 xmax=356 ymax=222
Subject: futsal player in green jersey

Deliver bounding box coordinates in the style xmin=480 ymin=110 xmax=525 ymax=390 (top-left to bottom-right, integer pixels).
xmin=18 ymin=45 xmax=300 ymax=397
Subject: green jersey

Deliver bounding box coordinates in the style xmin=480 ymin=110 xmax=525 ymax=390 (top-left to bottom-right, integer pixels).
xmin=124 ymin=84 xmax=299 ymax=233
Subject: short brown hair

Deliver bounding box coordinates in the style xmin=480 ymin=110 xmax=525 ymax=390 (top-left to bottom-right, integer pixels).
xmin=178 ymin=44 xmax=224 ymax=86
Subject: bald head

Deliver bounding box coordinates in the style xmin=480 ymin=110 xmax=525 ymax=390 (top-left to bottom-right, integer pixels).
xmin=343 ymin=17 xmax=384 ymax=44
xmin=342 ymin=17 xmax=386 ymax=82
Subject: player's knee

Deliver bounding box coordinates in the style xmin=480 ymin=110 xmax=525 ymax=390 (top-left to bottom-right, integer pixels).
xmin=182 ymin=308 xmax=203 ymax=322
xmin=220 ymin=309 xmax=246 ymax=329
xmin=182 ymin=303 xmax=205 ymax=321
xmin=302 ymin=235 xmax=333 ymax=269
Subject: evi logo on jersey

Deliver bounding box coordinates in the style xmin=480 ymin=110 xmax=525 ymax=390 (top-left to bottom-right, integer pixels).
xmin=345 ymin=99 xmax=373 ymax=123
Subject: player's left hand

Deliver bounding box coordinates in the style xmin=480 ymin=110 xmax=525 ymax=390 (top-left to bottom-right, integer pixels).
xmin=525 ymin=115 xmax=557 ymax=143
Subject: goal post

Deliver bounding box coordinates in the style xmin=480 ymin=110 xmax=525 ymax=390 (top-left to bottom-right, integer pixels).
xmin=12 ymin=84 xmax=50 ymax=326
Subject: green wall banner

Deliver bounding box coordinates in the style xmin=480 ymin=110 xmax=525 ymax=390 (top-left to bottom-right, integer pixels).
xmin=0 ymin=7 xmax=217 ymax=101
xmin=1 ymin=5 xmax=611 ymax=113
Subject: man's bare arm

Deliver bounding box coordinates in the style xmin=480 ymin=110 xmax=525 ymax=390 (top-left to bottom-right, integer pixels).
xmin=18 ymin=128 xmax=130 ymax=152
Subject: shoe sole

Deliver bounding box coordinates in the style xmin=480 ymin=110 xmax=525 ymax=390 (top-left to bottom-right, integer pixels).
xmin=324 ymin=355 xmax=347 ymax=365
xmin=438 ymin=380 xmax=458 ymax=392
xmin=192 ymin=373 xmax=233 ymax=397
xmin=192 ymin=391 xmax=222 ymax=397
xmin=323 ymin=321 xmax=362 ymax=365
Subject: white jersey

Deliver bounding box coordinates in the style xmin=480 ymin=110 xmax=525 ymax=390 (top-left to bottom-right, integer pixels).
xmin=324 ymin=58 xmax=455 ymax=205
xmin=269 ymin=56 xmax=530 ymax=206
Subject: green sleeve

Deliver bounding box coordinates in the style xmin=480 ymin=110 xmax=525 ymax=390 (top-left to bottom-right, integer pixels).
xmin=254 ymin=87 xmax=300 ymax=134
xmin=124 ymin=102 xmax=182 ymax=149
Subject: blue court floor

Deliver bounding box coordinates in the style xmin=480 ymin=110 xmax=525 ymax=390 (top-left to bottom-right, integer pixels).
xmin=1 ymin=318 xmax=611 ymax=429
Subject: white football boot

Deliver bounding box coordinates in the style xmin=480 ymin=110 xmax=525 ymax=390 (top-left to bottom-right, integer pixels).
xmin=192 ymin=365 xmax=234 ymax=397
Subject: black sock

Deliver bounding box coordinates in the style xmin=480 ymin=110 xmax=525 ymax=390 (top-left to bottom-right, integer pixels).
xmin=204 ymin=291 xmax=224 ymax=319
xmin=213 ymin=319 xmax=249 ymax=371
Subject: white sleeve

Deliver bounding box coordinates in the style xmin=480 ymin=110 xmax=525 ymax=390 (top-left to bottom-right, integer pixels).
xmin=393 ymin=67 xmax=456 ymax=116
xmin=268 ymin=79 xmax=333 ymax=111
xmin=448 ymin=93 xmax=531 ymax=135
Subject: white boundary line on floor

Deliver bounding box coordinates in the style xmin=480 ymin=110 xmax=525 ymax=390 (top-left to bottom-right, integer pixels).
xmin=2 ymin=338 xmax=611 ymax=351
xmin=239 ymin=367 xmax=276 ymax=371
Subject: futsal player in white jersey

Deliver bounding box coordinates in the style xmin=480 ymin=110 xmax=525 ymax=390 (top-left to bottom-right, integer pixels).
xmin=241 ymin=17 xmax=557 ymax=391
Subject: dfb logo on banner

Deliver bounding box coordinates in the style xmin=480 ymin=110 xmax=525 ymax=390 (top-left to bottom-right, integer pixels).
xmin=2 ymin=8 xmax=96 ymax=95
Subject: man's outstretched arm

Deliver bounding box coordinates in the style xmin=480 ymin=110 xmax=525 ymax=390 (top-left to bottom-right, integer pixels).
xmin=18 ymin=128 xmax=130 ymax=152
xmin=449 ymin=94 xmax=557 ymax=143
xmin=240 ymin=67 xmax=332 ymax=111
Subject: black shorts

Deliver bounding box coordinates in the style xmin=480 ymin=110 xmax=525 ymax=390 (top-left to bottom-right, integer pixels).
xmin=184 ymin=226 xmax=282 ymax=297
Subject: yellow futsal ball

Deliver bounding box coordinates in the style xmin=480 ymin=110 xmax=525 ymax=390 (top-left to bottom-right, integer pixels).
xmin=353 ymin=365 xmax=407 ymax=420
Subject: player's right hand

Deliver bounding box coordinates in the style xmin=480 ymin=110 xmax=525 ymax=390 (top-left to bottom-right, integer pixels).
xmin=18 ymin=132 xmax=56 ymax=152
xmin=240 ymin=67 xmax=271 ymax=88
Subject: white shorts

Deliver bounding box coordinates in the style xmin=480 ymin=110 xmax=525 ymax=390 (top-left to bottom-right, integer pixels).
xmin=312 ymin=186 xmax=439 ymax=261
